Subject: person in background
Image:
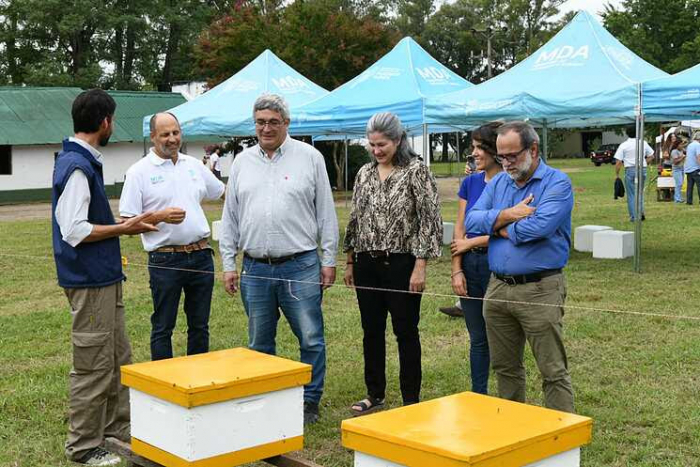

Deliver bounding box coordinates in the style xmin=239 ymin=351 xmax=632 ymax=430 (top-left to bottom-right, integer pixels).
xmin=614 ymin=126 xmax=654 ymax=221
xmin=120 ymin=112 xmax=225 ymax=361
xmin=344 ymin=112 xmax=442 ymax=415
xmin=210 ymin=147 xmax=223 ymax=180
xmin=449 ymin=122 xmax=503 ymax=395
xmin=670 ymin=138 xmax=686 ymax=203
xmin=661 ymin=133 xmax=677 ymax=170
xmin=684 ymin=131 xmax=700 ymax=205
xmin=52 ymin=89 xmax=157 ymax=466
xmin=466 ymin=121 xmax=575 ymax=413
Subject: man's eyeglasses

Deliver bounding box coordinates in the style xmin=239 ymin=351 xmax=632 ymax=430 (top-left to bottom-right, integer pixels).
xmin=255 ymin=119 xmax=285 ymax=129
xmin=495 ymin=147 xmax=528 ymax=164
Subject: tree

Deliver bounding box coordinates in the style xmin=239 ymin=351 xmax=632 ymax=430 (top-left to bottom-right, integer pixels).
xmin=422 ymin=0 xmax=566 ymax=83
xmin=603 ymin=0 xmax=700 ymax=73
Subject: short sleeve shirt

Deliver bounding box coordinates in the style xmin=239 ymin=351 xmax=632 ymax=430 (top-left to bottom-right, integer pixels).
xmin=119 ymin=151 xmax=225 ymax=251
xmin=458 ymin=172 xmax=487 ymax=238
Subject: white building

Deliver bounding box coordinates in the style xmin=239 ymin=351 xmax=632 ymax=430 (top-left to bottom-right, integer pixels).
xmin=0 ymin=87 xmax=223 ymax=204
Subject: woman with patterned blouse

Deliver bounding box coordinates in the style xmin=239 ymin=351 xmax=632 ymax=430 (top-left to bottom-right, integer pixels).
xmin=450 ymin=122 xmax=503 ymax=395
xmin=344 ymin=112 xmax=442 ymax=415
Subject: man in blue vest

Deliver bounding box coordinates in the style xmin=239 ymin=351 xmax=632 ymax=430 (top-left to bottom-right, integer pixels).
xmin=52 ymin=89 xmax=157 ymax=466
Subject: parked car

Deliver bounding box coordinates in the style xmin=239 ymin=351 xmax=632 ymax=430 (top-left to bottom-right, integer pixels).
xmin=589 ymin=144 xmax=618 ymax=166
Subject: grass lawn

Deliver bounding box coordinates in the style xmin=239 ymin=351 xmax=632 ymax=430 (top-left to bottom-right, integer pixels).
xmin=1 ymin=158 xmax=699 ymax=466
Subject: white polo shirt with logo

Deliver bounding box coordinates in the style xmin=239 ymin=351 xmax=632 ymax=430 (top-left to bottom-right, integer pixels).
xmin=120 ymin=150 xmax=225 ymax=251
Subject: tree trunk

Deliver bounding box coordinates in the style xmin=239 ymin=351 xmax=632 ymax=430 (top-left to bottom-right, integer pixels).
xmin=332 ymin=142 xmax=345 ymax=191
xmin=159 ymin=19 xmax=181 ymax=92
xmin=123 ymin=23 xmax=137 ymax=86
xmin=441 ymin=133 xmax=449 ymax=162
xmin=114 ymin=25 xmax=124 ymax=85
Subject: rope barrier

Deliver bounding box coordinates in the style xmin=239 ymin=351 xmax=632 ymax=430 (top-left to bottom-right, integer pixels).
xmin=2 ymin=251 xmax=699 ymax=323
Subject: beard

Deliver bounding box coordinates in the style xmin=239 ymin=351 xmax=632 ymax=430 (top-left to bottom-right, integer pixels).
xmin=98 ymin=134 xmax=111 ymax=147
xmin=507 ymin=151 xmax=533 ymax=182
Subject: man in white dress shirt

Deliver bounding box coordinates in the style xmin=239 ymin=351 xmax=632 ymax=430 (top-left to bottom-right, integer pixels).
xmin=614 ymin=126 xmax=654 ymax=221
xmin=52 ymin=89 xmax=157 ymax=466
xmin=120 ymin=112 xmax=225 ymax=361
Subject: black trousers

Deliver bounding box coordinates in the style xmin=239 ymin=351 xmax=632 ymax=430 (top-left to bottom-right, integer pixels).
xmin=353 ymin=253 xmax=422 ymax=404
xmin=687 ymin=170 xmax=700 ymax=204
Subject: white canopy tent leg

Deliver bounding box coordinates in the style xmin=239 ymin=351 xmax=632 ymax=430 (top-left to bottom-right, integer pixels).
xmin=423 ymin=124 xmax=430 ymax=167
xmin=542 ymin=119 xmax=548 ymax=163
xmin=634 ymin=84 xmax=644 ymax=273
xmin=344 ymin=136 xmax=349 ymax=208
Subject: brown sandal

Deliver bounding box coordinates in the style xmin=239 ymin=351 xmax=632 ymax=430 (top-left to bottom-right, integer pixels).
xmin=350 ymin=396 xmax=385 ymax=416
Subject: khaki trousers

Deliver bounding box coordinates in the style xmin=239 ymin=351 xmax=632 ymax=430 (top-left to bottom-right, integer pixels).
xmin=64 ymin=282 xmax=132 ymax=461
xmin=483 ymin=273 xmax=574 ymax=413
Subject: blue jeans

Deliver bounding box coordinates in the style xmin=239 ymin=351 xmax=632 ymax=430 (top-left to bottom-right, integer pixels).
xmin=624 ymin=166 xmax=647 ymax=220
xmin=148 ymin=249 xmax=214 ymax=360
xmin=459 ymin=251 xmax=491 ymax=394
xmin=240 ymin=250 xmax=325 ymax=404
xmin=673 ymin=167 xmax=684 ymax=202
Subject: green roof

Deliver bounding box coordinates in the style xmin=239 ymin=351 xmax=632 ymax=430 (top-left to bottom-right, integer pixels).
xmin=0 ymin=87 xmax=188 ymax=145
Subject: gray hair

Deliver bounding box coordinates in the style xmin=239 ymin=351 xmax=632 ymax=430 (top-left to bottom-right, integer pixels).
xmin=693 ymin=130 xmax=700 ymax=141
xmin=253 ymin=93 xmax=290 ymax=121
xmin=497 ymin=121 xmax=540 ymax=150
xmin=149 ymin=112 xmax=180 ymax=134
xmin=366 ymin=112 xmax=419 ymax=167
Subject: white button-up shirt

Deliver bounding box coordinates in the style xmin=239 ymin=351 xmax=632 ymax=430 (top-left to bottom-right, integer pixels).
xmin=119 ymin=150 xmax=225 ymax=251
xmin=220 ymin=136 xmax=339 ymax=271
xmin=614 ymin=138 xmax=654 ymax=168
xmin=54 ymin=137 xmax=104 ymax=247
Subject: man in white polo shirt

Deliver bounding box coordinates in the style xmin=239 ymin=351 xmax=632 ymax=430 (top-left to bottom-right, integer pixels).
xmin=120 ymin=112 xmax=225 ymax=360
xmin=614 ymin=125 xmax=654 ymax=222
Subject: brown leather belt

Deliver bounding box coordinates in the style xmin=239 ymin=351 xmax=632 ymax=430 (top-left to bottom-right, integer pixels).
xmin=154 ymin=239 xmax=210 ymax=253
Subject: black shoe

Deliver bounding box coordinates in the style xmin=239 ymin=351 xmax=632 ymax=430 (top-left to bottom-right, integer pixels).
xmin=439 ymin=306 xmax=463 ymax=318
xmin=642 ymin=214 xmax=646 ymax=221
xmin=304 ymin=401 xmax=320 ymax=425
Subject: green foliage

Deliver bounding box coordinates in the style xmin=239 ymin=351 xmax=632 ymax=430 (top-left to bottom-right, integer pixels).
xmin=603 ymin=0 xmax=700 ymax=73
xmin=196 ymin=0 xmax=401 ymax=90
xmin=422 ymin=0 xmax=567 ymax=83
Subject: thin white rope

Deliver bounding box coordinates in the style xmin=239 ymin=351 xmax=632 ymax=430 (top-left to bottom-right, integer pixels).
xmin=2 ymin=252 xmax=699 ymax=323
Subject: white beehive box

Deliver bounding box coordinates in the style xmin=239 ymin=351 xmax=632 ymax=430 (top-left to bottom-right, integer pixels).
xmin=342 ymin=392 xmax=592 ymax=467
xmin=574 ymin=225 xmax=612 ymax=252
xmin=121 ymin=348 xmax=311 ymax=467
xmin=592 ymin=230 xmax=634 ymax=259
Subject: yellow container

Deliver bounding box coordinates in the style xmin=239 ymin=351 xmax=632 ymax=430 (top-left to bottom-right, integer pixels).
xmin=121 ymin=348 xmax=311 ymax=467
xmin=342 ymin=392 xmax=593 ymax=467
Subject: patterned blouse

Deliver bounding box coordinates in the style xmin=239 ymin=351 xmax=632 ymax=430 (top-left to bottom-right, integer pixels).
xmin=344 ymin=159 xmax=443 ymax=258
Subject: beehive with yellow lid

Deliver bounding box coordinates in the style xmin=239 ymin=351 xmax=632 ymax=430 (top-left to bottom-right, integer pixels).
xmin=342 ymin=392 xmax=592 ymax=467
xmin=121 ymin=348 xmax=311 ymax=467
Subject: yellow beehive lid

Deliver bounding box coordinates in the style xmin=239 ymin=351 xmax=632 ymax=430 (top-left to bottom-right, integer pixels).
xmin=121 ymin=348 xmax=311 ymax=408
xmin=342 ymin=392 xmax=592 ymax=467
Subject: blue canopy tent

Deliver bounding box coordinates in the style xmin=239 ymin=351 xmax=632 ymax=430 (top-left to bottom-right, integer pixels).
xmin=425 ymin=10 xmax=670 ymax=272
xmin=142 ymin=49 xmax=328 ymax=137
xmin=289 ymin=37 xmax=473 ymax=150
xmin=425 ymin=10 xmax=667 ymax=129
xmin=643 ymin=63 xmax=700 ymax=121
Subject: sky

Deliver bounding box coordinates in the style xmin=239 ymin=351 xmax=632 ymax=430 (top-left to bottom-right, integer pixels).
xmin=559 ymin=0 xmax=625 ymax=20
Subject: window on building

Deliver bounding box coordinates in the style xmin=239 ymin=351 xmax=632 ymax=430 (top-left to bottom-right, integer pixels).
xmin=0 ymin=146 xmax=11 ymax=175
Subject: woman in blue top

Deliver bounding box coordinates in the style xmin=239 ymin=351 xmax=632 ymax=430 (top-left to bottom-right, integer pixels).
xmin=450 ymin=122 xmax=503 ymax=394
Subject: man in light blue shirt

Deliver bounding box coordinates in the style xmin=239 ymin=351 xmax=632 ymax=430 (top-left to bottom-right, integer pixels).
xmin=684 ymin=131 xmax=700 ymax=205
xmin=466 ymin=121 xmax=574 ymax=413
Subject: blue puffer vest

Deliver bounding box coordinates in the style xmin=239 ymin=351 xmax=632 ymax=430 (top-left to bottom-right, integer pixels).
xmin=51 ymin=139 xmax=124 ymax=288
